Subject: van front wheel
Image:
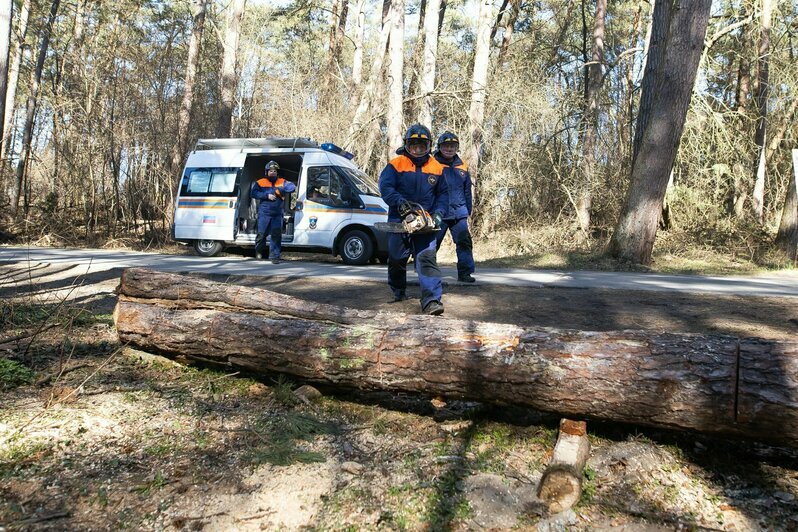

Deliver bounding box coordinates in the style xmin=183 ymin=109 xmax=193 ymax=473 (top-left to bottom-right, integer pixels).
xmin=193 ymin=239 xmax=223 ymax=257
xmin=339 ymin=230 xmax=373 ymax=266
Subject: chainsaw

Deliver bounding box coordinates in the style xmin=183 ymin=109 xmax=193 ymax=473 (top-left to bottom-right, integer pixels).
xmin=375 ymin=201 xmax=441 ymax=234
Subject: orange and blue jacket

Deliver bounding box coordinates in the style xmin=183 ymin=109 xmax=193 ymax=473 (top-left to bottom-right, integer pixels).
xmin=378 ymin=153 xmax=449 ymax=222
xmin=434 ymin=152 xmax=472 ymax=220
xmin=251 ymin=176 xmax=297 ymax=217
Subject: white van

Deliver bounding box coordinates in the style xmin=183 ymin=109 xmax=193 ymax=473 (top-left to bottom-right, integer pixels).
xmin=172 ymin=138 xmax=389 ymax=265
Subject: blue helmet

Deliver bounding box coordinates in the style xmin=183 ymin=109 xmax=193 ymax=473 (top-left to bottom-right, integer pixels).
xmin=265 ymin=160 xmax=280 ymax=172
xmin=437 ymin=131 xmax=460 ymax=148
xmin=404 ymin=124 xmax=433 ymax=145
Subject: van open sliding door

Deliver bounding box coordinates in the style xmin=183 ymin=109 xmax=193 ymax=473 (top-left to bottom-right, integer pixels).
xmin=237 ymin=153 xmax=304 ymax=245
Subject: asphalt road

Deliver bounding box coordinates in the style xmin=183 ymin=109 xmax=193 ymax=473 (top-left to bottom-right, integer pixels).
xmin=2 ymin=245 xmax=797 ymax=298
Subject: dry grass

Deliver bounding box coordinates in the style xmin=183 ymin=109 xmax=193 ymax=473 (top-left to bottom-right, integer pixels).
xmin=435 ymin=224 xmax=798 ymax=276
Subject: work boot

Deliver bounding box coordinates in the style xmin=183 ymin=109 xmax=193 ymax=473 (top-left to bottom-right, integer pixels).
xmin=392 ymin=292 xmax=408 ymax=303
xmin=458 ymin=273 xmax=476 ymax=283
xmin=271 ymin=258 xmax=282 ymax=264
xmin=423 ymin=300 xmax=444 ymax=316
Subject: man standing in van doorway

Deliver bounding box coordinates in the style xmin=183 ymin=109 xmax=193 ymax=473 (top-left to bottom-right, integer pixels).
xmin=433 ymin=132 xmax=476 ymax=283
xmin=379 ymin=124 xmax=449 ymax=316
xmin=251 ymin=160 xmax=296 ymax=264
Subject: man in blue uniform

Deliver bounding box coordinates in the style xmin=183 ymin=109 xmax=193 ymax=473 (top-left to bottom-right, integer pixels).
xmin=379 ymin=124 xmax=449 ymax=315
xmin=251 ymin=160 xmax=296 ymax=264
xmin=434 ymin=131 xmax=475 ymax=283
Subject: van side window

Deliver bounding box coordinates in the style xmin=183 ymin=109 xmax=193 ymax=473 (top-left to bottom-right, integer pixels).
xmin=181 ymin=168 xmax=238 ymax=196
xmin=307 ymin=167 xmax=348 ymax=206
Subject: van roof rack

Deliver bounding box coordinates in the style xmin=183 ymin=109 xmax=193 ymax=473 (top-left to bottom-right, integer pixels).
xmin=193 ymin=137 xmax=319 ymax=151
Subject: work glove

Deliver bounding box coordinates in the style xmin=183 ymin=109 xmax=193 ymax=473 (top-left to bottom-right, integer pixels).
xmin=398 ymin=200 xmax=413 ymax=218
xmin=432 ymin=213 xmax=443 ymax=228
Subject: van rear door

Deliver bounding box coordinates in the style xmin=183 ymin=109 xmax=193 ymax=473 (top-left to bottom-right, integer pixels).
xmin=174 ymin=151 xmax=246 ymax=243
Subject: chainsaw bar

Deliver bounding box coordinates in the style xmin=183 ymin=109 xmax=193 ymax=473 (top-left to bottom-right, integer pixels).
xmin=374 ymin=222 xmax=440 ymax=234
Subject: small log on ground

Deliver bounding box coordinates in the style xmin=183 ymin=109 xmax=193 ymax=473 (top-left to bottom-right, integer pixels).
xmin=114 ymin=268 xmax=798 ymax=446
xmin=537 ymin=419 xmax=590 ymax=513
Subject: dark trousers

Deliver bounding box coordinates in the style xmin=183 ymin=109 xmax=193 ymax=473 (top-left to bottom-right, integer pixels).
xmin=435 ymin=217 xmax=475 ymax=277
xmin=255 ymin=214 xmax=283 ymax=259
xmin=388 ymin=232 xmax=443 ymax=308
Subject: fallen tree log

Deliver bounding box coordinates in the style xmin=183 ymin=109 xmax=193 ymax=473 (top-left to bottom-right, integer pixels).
xmin=114 ymin=268 xmax=798 ymax=446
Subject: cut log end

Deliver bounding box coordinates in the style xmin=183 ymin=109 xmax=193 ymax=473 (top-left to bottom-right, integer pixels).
xmin=537 ymin=464 xmax=582 ymax=514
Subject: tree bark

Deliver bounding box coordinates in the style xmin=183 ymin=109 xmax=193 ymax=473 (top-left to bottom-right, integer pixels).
xmin=114 ymin=268 xmax=798 ymax=447
xmin=1 ymin=0 xmax=28 ymax=163
xmin=608 ymin=0 xmax=711 ymax=265
xmin=170 ymin=0 xmax=207 ymax=188
xmin=776 ymin=150 xmax=798 ymax=259
xmin=215 ymin=0 xmax=246 ymax=138
xmin=631 ymin=0 xmax=670 ymax=165
xmin=386 ymin=0 xmax=405 ymax=156
xmin=463 ymin=0 xmax=494 ymax=177
xmin=751 ymin=0 xmax=773 ymax=224
xmin=12 ymin=0 xmax=60 ymax=217
xmin=417 ymin=0 xmax=440 ymax=126
xmin=576 ymin=0 xmax=606 ymax=240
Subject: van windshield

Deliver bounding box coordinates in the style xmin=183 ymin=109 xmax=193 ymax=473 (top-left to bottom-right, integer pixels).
xmin=335 ymin=167 xmax=380 ymax=197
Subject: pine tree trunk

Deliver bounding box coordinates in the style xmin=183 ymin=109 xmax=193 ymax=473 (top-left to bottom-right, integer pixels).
xmin=321 ymin=0 xmax=347 ymax=105
xmin=608 ymin=0 xmax=711 ymax=265
xmin=114 ymin=268 xmax=798 ymax=447
xmin=386 ymin=0 xmax=405 ymax=156
xmin=417 ymin=0 xmax=440 ymax=126
xmin=346 ymin=1 xmax=393 ymax=150
xmin=576 ymin=0 xmax=606 ymax=240
xmin=1 ymin=0 xmax=29 ymax=163
xmin=735 ymin=14 xmax=752 ymax=113
xmin=776 ymin=150 xmax=798 ymax=259
xmin=495 ymin=0 xmax=520 ymax=69
xmin=0 ymin=0 xmax=12 ymax=154
xmin=216 ymin=0 xmax=246 ymax=138
xmin=12 ymin=0 xmax=59 ymax=217
xmin=463 ymin=0 xmax=494 ymax=177
xmin=751 ymin=0 xmax=773 ymax=223
xmin=170 ymin=0 xmax=206 ymax=189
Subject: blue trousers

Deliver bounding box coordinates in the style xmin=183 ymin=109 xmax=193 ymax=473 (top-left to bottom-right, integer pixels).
xmin=388 ymin=232 xmax=442 ymax=308
xmin=255 ymin=214 xmax=283 ymax=259
xmin=436 ymin=217 xmax=475 ymax=277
